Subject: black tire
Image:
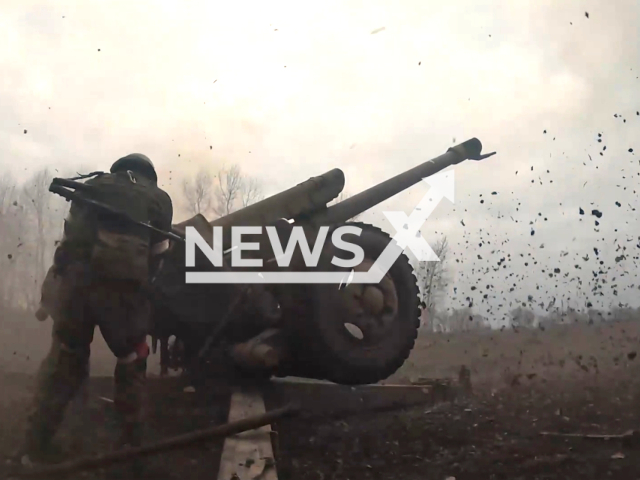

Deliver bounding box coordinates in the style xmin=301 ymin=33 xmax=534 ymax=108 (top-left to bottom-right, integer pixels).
xmin=283 ymin=222 xmax=420 ymax=385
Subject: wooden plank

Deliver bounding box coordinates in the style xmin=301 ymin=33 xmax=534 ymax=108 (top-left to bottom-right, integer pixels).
xmin=217 ymin=389 xmax=278 ymax=480
xmin=266 ymin=378 xmax=462 ymax=418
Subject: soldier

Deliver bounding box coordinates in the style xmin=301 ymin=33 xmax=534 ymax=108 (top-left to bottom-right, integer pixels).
xmin=20 ymin=153 xmax=173 ymax=467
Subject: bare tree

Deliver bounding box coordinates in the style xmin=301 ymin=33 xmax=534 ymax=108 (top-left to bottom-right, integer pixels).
xmin=415 ymin=236 xmax=449 ymax=315
xmin=212 ymin=164 xmax=265 ymax=216
xmin=0 ymin=173 xmax=22 ymax=308
xmin=21 ymin=168 xmax=54 ymax=308
xmin=181 ymin=164 xmax=265 ymax=218
xmin=427 ymin=307 xmax=490 ymax=333
xmin=509 ymin=306 xmax=536 ymax=328
xmin=182 ymin=169 xmax=214 ymax=216
xmin=213 ymin=164 xmax=244 ymax=217
xmin=0 ymin=173 xmax=15 ymax=210
xmin=240 ymin=176 xmax=264 ymax=208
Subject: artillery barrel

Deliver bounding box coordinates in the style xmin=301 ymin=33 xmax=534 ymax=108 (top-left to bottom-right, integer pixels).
xmin=210 ymin=168 xmax=345 ymax=229
xmin=311 ymin=138 xmax=487 ymax=226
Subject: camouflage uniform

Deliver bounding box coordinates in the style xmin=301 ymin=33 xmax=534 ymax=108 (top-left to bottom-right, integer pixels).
xmin=22 ymin=160 xmax=173 ymax=461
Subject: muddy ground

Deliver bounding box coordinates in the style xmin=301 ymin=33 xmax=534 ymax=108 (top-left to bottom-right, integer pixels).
xmin=1 ymin=312 xmax=640 ymax=479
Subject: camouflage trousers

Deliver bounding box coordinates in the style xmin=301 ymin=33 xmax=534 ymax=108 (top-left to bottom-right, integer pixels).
xmin=24 ymin=262 xmax=151 ymax=455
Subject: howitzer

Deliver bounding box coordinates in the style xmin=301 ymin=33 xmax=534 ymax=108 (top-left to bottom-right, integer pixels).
xmin=153 ymin=138 xmax=496 ymax=385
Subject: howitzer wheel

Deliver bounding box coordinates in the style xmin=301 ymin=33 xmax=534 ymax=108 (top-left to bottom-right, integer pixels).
xmin=285 ymin=222 xmax=420 ymax=385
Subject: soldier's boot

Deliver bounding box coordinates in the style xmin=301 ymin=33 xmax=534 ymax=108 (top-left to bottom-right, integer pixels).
xmin=21 ymin=342 xmax=89 ymax=467
xmin=112 ymin=343 xmax=149 ymax=477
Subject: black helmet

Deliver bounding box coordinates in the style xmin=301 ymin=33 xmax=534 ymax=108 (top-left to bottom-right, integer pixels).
xmin=110 ymin=153 xmax=157 ymax=182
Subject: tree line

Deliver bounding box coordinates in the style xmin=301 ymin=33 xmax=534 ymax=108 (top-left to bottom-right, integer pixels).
xmin=0 ymin=169 xmax=69 ymax=311
xmin=0 ymin=162 xmax=361 ymax=314
xmin=2 ymin=162 xmax=635 ymax=333
xmin=0 ymin=163 xmax=265 ymax=314
xmin=413 ymin=237 xmax=640 ymax=332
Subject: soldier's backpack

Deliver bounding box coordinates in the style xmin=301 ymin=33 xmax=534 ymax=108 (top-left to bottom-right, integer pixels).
xmin=63 ymin=170 xmax=159 ymax=283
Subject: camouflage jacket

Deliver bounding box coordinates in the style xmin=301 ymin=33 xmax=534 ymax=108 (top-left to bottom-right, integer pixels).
xmin=55 ymin=170 xmax=173 ymax=271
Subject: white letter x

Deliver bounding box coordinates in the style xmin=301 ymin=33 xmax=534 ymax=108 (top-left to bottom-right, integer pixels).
xmin=383 ymin=170 xmax=455 ymax=262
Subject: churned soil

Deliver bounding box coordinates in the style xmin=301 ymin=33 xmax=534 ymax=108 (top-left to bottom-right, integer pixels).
xmin=275 ymin=379 xmax=640 ymax=480
xmin=274 ymin=320 xmax=640 ymax=480
xmin=0 ymin=315 xmax=639 ymax=479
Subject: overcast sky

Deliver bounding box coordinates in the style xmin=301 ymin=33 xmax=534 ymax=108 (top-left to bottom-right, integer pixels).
xmin=1 ymin=0 xmax=639 ymax=322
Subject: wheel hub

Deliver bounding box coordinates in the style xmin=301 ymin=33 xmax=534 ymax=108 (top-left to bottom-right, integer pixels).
xmin=341 ymin=258 xmax=399 ymax=342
